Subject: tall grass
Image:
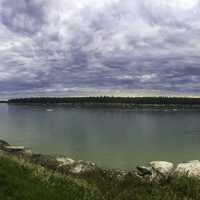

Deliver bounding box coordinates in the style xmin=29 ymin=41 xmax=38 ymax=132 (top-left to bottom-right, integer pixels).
xmin=0 ymin=152 xmax=200 ymax=200
xmin=0 ymin=153 xmax=100 ymax=200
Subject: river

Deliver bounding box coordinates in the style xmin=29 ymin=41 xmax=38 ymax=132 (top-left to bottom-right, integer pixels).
xmin=0 ymin=103 xmax=200 ymax=169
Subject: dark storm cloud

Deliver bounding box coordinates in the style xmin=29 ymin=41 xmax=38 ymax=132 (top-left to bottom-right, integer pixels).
xmin=0 ymin=0 xmax=200 ymax=98
xmin=1 ymin=0 xmax=47 ymax=35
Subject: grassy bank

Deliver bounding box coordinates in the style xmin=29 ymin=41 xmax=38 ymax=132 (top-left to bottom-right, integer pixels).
xmin=0 ymin=153 xmax=100 ymax=200
xmin=1 ymin=152 xmax=200 ymax=200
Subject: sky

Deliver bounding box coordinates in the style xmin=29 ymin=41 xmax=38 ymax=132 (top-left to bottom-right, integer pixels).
xmin=0 ymin=0 xmax=200 ymax=99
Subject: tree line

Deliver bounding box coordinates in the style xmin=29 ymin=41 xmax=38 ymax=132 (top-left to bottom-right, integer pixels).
xmin=7 ymin=96 xmax=200 ymax=105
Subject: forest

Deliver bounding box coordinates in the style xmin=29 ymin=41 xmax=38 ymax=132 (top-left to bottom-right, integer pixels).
xmin=7 ymin=97 xmax=200 ymax=105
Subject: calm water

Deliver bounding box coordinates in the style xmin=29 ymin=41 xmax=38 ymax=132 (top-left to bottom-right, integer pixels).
xmin=0 ymin=103 xmax=200 ymax=169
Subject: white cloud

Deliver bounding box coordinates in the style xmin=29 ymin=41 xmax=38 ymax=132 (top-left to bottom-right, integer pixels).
xmin=137 ymin=74 xmax=157 ymax=82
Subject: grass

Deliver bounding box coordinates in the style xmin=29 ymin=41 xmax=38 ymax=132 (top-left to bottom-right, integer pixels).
xmin=79 ymin=170 xmax=200 ymax=200
xmin=1 ymin=152 xmax=200 ymax=200
xmin=0 ymin=153 xmax=100 ymax=200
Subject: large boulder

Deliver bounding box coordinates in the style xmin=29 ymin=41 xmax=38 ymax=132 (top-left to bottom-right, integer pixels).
xmin=150 ymin=161 xmax=174 ymax=176
xmin=136 ymin=161 xmax=174 ymax=182
xmin=174 ymin=160 xmax=200 ymax=178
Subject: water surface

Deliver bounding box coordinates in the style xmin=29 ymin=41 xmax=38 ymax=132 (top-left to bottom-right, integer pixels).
xmin=0 ymin=103 xmax=200 ymax=169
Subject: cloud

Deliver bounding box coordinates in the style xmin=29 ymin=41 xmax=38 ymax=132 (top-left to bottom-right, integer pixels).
xmin=1 ymin=0 xmax=47 ymax=35
xmin=0 ymin=0 xmax=200 ymax=98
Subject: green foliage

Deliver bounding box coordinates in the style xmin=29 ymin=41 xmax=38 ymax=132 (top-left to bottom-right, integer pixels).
xmin=73 ymin=169 xmax=200 ymax=200
xmin=1 ymin=154 xmax=200 ymax=200
xmin=0 ymin=155 xmax=100 ymax=200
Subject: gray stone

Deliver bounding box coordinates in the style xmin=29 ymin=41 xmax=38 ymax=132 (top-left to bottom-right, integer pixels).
xmin=174 ymin=160 xmax=200 ymax=178
xmin=150 ymin=161 xmax=174 ymax=176
xmin=136 ymin=166 xmax=152 ymax=176
xmin=4 ymin=145 xmax=25 ymax=153
xmin=56 ymin=157 xmax=75 ymax=167
xmin=136 ymin=161 xmax=174 ymax=183
xmin=70 ymin=160 xmax=96 ymax=174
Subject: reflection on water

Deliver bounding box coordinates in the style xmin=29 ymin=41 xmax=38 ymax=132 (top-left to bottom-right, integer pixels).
xmin=0 ymin=104 xmax=200 ymax=169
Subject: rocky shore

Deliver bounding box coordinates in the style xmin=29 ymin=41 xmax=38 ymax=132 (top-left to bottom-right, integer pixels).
xmin=1 ymin=139 xmax=200 ymax=184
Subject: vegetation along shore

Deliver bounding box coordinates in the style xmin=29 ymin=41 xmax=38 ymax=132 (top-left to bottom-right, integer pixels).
xmin=1 ymin=139 xmax=200 ymax=200
xmin=4 ymin=96 xmax=200 ymax=109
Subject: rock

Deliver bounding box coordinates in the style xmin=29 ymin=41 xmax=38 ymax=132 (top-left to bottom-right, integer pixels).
xmin=31 ymin=154 xmax=96 ymax=174
xmin=31 ymin=154 xmax=59 ymax=170
xmin=136 ymin=166 xmax=152 ymax=176
xmin=70 ymin=164 xmax=84 ymax=174
xmin=4 ymin=146 xmax=25 ymax=153
xmin=23 ymin=148 xmax=32 ymax=156
xmin=70 ymin=160 xmax=96 ymax=174
xmin=174 ymin=160 xmax=200 ymax=178
xmin=0 ymin=139 xmax=9 ymax=149
xmin=136 ymin=162 xmax=174 ymax=183
xmin=136 ymin=166 xmax=160 ymax=182
xmin=115 ymin=169 xmax=130 ymax=179
xmin=2 ymin=143 xmax=32 ymax=156
xmin=150 ymin=161 xmax=174 ymax=176
xmin=56 ymin=157 xmax=75 ymax=167
xmin=56 ymin=158 xmax=97 ymax=175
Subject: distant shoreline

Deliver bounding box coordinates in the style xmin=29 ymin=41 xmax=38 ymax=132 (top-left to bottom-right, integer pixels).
xmin=0 ymin=101 xmax=7 ymax=103
xmin=2 ymin=97 xmax=200 ymax=109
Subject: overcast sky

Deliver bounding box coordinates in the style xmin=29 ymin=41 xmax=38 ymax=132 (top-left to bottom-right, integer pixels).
xmin=0 ymin=0 xmax=200 ymax=98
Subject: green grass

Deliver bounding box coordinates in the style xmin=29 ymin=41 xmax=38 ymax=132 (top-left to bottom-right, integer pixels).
xmin=79 ymin=170 xmax=200 ymax=200
xmin=0 ymin=153 xmax=100 ymax=200
xmin=1 ymin=153 xmax=200 ymax=200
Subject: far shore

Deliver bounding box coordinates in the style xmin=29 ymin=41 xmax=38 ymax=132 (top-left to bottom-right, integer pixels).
xmin=2 ymin=96 xmax=200 ymax=109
